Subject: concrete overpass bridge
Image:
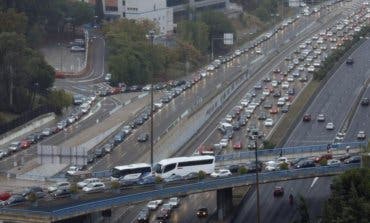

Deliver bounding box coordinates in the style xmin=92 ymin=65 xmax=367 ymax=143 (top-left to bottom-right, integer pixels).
xmin=0 ymin=163 xmax=362 ymax=223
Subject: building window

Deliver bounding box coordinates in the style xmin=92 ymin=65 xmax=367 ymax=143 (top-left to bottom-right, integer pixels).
xmin=122 ymin=12 xmax=126 ymax=17
xmin=122 ymin=0 xmax=125 ymax=5
xmin=105 ymin=6 xmax=118 ymax=12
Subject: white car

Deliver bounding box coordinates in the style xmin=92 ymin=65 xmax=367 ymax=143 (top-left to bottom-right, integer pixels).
xmin=240 ymin=99 xmax=249 ymax=107
xmin=219 ymin=139 xmax=229 ymax=148
xmin=287 ymin=75 xmax=294 ymax=82
xmin=327 ymin=159 xmax=341 ymax=166
xmin=326 ymin=122 xmax=334 ymax=130
xmin=255 ymin=48 xmax=262 ymax=54
xmin=210 ymin=169 xmax=232 ymax=178
xmin=307 ymin=65 xmax=315 ymax=72
xmin=48 ymin=182 xmax=70 ymax=193
xmin=264 ymin=118 xmax=274 ymax=127
xmin=277 ymin=157 xmax=288 ymax=164
xmin=225 ymin=115 xmax=233 ymax=123
xmin=265 ymin=161 xmax=279 ymax=171
xmin=104 ymin=73 xmax=112 ymax=82
xmin=262 ymin=89 xmax=270 ymax=96
xmin=142 ymin=84 xmax=151 ymax=91
xmin=271 ymin=80 xmax=278 ymax=87
xmin=82 ymin=182 xmax=105 ymax=193
xmin=154 ymin=102 xmax=163 ymax=109
xmin=147 ymin=200 xmax=163 ymax=210
xmin=8 ymin=141 xmax=20 ymax=152
xmin=70 ymin=46 xmax=85 ymax=52
xmin=277 ymin=98 xmax=285 ymax=106
xmin=168 ymin=197 xmax=180 ymax=208
xmin=206 ymin=65 xmax=215 ymax=71
xmin=77 ymin=178 xmax=101 ymax=188
xmin=281 ymin=81 xmax=289 ymax=89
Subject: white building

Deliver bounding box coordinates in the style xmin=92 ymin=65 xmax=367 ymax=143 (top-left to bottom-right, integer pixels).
xmin=92 ymin=0 xmax=173 ymax=35
xmin=288 ymin=0 xmax=302 ymax=7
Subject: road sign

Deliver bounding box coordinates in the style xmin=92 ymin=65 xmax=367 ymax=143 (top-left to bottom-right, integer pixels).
xmin=224 ymin=33 xmax=234 ymax=45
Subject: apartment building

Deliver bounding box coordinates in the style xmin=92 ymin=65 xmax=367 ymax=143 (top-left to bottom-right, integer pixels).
xmin=87 ymin=0 xmax=174 ymax=35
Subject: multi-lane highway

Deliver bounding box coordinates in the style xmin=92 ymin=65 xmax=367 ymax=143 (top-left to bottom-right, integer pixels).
xmin=233 ymin=176 xmax=333 ymax=223
xmin=233 ymin=1 xmax=370 ymax=222
xmin=285 ymin=39 xmax=370 ymax=147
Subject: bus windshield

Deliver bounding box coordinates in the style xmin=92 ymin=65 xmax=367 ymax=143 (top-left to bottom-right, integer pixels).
xmin=153 ymin=164 xmax=163 ymax=174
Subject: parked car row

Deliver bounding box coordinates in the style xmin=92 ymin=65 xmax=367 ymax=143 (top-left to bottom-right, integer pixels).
xmin=0 ymin=94 xmax=97 ymax=161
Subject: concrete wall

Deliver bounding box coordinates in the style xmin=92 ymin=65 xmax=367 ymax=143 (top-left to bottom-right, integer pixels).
xmin=0 ymin=113 xmax=56 ymax=146
xmin=154 ymin=70 xmax=248 ymax=161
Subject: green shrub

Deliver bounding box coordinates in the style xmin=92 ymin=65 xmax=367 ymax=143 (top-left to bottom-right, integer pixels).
xmin=319 ymin=158 xmax=328 ymax=166
xmin=238 ymin=166 xmax=248 ymax=175
xmin=198 ymin=170 xmax=206 ymax=179
xmin=155 ymin=176 xmax=163 ymax=183
xmin=279 ymin=162 xmax=289 ymax=170
xmin=110 ymin=181 xmax=120 ymax=190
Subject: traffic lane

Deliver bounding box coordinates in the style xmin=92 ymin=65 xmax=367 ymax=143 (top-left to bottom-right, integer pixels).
xmin=0 ymin=98 xmax=115 ymax=171
xmin=233 ymin=176 xmax=333 ymax=223
xmin=285 ymin=39 xmax=370 ymax=147
xmin=172 ymin=192 xmax=216 ymax=223
xmin=344 ymin=85 xmax=370 ymax=141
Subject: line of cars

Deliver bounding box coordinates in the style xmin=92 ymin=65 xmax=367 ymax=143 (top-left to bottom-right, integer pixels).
xmin=204 ymin=3 xmax=369 ymax=157
xmin=136 ymin=197 xmax=181 ymax=223
xmin=0 ymin=94 xmax=97 ymax=161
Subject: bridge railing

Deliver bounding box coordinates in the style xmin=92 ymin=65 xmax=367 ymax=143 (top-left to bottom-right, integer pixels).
xmin=215 ymin=141 xmax=366 ymax=162
xmin=0 ymin=163 xmax=360 ymax=220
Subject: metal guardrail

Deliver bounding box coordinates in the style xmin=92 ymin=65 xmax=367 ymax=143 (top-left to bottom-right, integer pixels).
xmin=215 ymin=141 xmax=367 ymax=162
xmin=0 ymin=163 xmax=360 ymax=220
xmin=87 ymin=141 xmax=366 ymax=178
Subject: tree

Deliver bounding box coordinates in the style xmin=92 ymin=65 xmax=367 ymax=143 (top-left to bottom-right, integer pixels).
xmin=200 ymin=11 xmax=235 ymax=55
xmin=297 ymin=195 xmax=310 ymax=223
xmin=177 ymin=20 xmax=209 ymax=54
xmin=322 ymin=168 xmax=370 ymax=223
xmin=0 ymin=9 xmax=28 ymax=34
xmin=45 ymin=89 xmax=72 ymax=114
xmin=95 ymin=0 xmax=104 ymax=22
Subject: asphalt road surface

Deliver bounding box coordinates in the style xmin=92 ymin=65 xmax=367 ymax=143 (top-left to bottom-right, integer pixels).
xmin=285 ymin=38 xmax=370 ymax=147
xmin=233 ymin=176 xmax=333 ymax=223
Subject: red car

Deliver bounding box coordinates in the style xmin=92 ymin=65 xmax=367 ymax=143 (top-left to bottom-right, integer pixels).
xmin=20 ymin=139 xmax=31 ymax=149
xmin=269 ymin=106 xmax=279 ymax=114
xmin=303 ymin=114 xmax=311 ymax=122
xmin=0 ymin=192 xmax=11 ymax=201
xmin=273 ymin=186 xmax=284 ymax=197
xmin=233 ymin=141 xmax=243 ymax=150
xmin=315 ymin=153 xmax=333 ymax=163
xmin=197 ymin=145 xmax=215 ymax=155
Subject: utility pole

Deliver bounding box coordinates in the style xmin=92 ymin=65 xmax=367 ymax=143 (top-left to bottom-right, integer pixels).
xmin=148 ymin=30 xmax=155 ymax=168
xmin=253 ymin=136 xmax=261 ymax=223
xmin=9 ymin=65 xmax=13 ymax=107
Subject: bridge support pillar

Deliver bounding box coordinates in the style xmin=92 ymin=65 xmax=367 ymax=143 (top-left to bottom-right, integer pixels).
xmin=217 ymin=187 xmax=233 ymax=221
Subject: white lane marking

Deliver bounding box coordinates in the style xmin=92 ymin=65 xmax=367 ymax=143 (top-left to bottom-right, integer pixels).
xmin=124 ymin=100 xmax=131 ymax=106
xmin=80 ymin=102 xmax=101 ymax=122
xmin=310 ymin=177 xmax=319 ymax=188
xmin=138 ymin=93 xmax=148 ymax=98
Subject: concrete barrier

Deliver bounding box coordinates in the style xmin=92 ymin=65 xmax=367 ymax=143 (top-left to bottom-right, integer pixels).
xmin=0 ymin=113 xmax=56 ymax=146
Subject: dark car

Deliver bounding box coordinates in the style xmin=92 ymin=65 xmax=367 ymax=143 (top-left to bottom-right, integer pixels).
xmin=134 ymin=117 xmax=145 ymax=126
xmin=26 ymin=134 xmax=38 ymax=144
xmin=273 ymin=186 xmax=284 ymax=197
xmin=281 ymin=105 xmax=289 ymax=113
xmin=346 ymin=57 xmax=354 ymax=64
xmin=156 ymin=210 xmax=170 ymax=220
xmin=196 ymin=208 xmax=208 ymax=217
xmin=54 ymin=189 xmax=71 ymax=198
xmin=295 ymin=159 xmax=315 ymax=168
xmin=232 ymin=121 xmax=241 ymax=130
xmin=303 ymin=114 xmax=311 ymax=122
xmin=114 ymin=132 xmax=125 ymax=145
xmin=137 ymin=175 xmax=156 ymax=185
xmin=228 ymin=164 xmax=240 ymax=173
xmin=258 ymin=112 xmax=267 ymax=120
xmin=247 ymin=161 xmax=263 ymax=173
xmin=5 ymin=195 xmax=26 ymax=205
xmin=344 ymin=156 xmax=361 ymax=164
xmin=360 ymin=98 xmax=369 ymax=106
xmin=94 ymin=147 xmax=105 ymax=158
xmin=137 ymin=208 xmax=150 ymax=223
xmin=137 ymin=133 xmax=149 ymax=142
xmin=22 ymin=186 xmax=43 ymax=197
xmin=183 ymin=172 xmax=199 ymax=181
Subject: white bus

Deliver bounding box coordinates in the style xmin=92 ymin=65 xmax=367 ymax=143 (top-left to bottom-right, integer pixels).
xmin=111 ymin=163 xmax=152 ymax=181
xmin=153 ymin=156 xmax=215 ymax=178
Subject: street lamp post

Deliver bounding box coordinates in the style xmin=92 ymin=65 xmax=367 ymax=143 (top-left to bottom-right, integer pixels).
xmin=148 ymin=30 xmax=155 ymax=168
xmin=252 ymin=135 xmax=261 ymax=223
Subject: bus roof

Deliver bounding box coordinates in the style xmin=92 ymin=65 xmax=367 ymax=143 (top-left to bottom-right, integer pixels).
xmin=113 ymin=163 xmax=151 ymax=170
xmin=157 ymin=156 xmax=215 ymax=165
